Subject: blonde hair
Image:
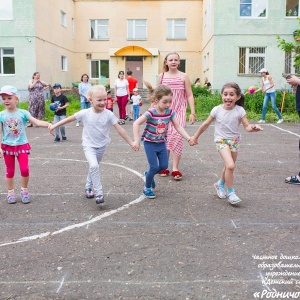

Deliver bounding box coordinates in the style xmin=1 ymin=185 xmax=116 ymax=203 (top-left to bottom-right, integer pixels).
xmin=87 ymin=85 xmax=106 ymax=99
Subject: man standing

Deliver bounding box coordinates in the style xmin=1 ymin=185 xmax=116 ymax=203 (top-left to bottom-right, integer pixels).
xmin=285 ymin=75 xmax=300 ymax=184
xmin=126 ymin=70 xmax=138 ymax=121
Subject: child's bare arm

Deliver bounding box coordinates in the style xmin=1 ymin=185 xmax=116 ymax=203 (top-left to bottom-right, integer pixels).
xmin=191 ymin=115 xmax=214 ymax=143
xmin=28 ymin=116 xmax=51 ymax=128
xmin=171 ymin=117 xmax=192 ymax=143
xmin=49 ymin=115 xmax=76 ymax=135
xmin=241 ymin=116 xmax=263 ymax=132
xmin=114 ymin=123 xmax=138 ymax=151
xmin=132 ymin=115 xmax=147 ymax=150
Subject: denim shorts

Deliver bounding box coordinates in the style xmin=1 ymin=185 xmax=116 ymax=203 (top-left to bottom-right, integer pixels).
xmin=215 ymin=136 xmax=240 ymax=152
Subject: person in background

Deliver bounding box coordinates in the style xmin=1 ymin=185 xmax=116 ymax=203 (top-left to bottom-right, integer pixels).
xmin=114 ymin=71 xmax=129 ymax=125
xmin=51 ymin=83 xmax=69 ymax=142
xmin=284 ymin=75 xmax=300 ymax=184
xmin=204 ymin=77 xmax=212 ymax=89
xmin=131 ymin=88 xmax=142 ymax=121
xmin=157 ymin=51 xmax=196 ymax=180
xmin=256 ymin=68 xmax=283 ymax=124
xmin=106 ymin=90 xmax=114 ymax=112
xmin=194 ymin=78 xmax=201 ymax=86
xmin=126 ymin=70 xmax=138 ymax=121
xmin=27 ymin=72 xmax=50 ymax=127
xmin=77 ymin=73 xmax=92 ymax=127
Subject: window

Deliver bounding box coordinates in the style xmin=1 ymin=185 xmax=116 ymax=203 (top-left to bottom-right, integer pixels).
xmin=0 ymin=48 xmax=15 ymax=75
xmin=61 ymin=56 xmax=67 ymax=71
xmin=178 ymin=59 xmax=186 ymax=73
xmin=127 ymin=19 xmax=147 ymax=40
xmin=239 ymin=0 xmax=267 ymax=18
xmin=167 ymin=19 xmax=186 ymax=40
xmin=286 ymin=0 xmax=299 ymax=16
xmin=285 ymin=52 xmax=292 ymax=74
xmin=239 ymin=47 xmax=266 ymax=74
xmin=91 ymin=60 xmax=109 ymax=80
xmin=90 ymin=20 xmax=109 ymax=40
xmin=61 ymin=11 xmax=66 ymax=27
xmin=0 ymin=0 xmax=13 ymax=20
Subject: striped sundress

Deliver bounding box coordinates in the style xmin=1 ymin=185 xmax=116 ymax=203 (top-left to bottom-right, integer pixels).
xmin=161 ymin=75 xmax=187 ymax=156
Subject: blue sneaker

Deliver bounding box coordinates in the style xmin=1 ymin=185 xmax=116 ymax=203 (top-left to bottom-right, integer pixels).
xmin=7 ymin=193 xmax=16 ymax=204
xmin=214 ymin=182 xmax=227 ymax=199
xmin=143 ymin=188 xmax=156 ymax=199
xmin=144 ymin=171 xmax=156 ymax=189
xmin=20 ymin=191 xmax=31 ymax=204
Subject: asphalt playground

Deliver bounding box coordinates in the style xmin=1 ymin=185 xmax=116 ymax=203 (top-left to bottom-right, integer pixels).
xmin=0 ymin=108 xmax=300 ymax=300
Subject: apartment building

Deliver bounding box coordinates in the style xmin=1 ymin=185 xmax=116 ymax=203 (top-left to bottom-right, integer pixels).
xmin=0 ymin=0 xmax=299 ymax=99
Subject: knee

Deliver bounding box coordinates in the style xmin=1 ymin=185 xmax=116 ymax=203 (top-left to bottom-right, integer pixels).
xmin=89 ymin=163 xmax=99 ymax=173
xmin=225 ymin=163 xmax=235 ymax=172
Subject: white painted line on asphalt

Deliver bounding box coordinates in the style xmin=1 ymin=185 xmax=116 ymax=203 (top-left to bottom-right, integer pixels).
xmin=270 ymin=124 xmax=300 ymax=137
xmin=56 ymin=276 xmax=66 ymax=293
xmin=0 ymin=160 xmax=145 ymax=248
xmin=231 ymin=219 xmax=238 ymax=228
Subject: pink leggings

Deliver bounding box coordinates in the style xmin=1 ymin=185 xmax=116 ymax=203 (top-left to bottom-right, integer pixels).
xmin=4 ymin=153 xmax=29 ymax=178
xmin=117 ymin=95 xmax=128 ymax=119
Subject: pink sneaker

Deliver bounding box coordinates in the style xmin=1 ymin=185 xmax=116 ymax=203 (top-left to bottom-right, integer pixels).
xmin=85 ymin=188 xmax=94 ymax=199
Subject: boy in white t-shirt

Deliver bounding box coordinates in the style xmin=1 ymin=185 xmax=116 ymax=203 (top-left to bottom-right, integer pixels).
xmin=49 ymin=85 xmax=137 ymax=205
xmin=131 ymin=88 xmax=142 ymax=121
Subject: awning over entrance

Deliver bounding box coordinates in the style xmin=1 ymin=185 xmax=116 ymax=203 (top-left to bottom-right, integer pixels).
xmin=110 ymin=46 xmax=159 ymax=57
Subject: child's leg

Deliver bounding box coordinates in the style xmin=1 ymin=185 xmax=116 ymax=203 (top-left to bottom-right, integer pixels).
xmin=144 ymin=142 xmax=160 ymax=188
xmin=156 ymin=143 xmax=168 ymax=174
xmin=83 ymin=146 xmax=106 ymax=196
xmin=54 ymin=115 xmax=60 ymax=138
xmin=3 ymin=154 xmax=16 ymax=190
xmin=218 ymin=148 xmax=238 ymax=189
xmin=17 ymin=152 xmax=30 ymax=189
xmin=59 ymin=115 xmax=67 ymax=138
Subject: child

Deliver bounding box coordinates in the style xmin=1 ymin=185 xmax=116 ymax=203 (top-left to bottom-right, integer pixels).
xmin=133 ymin=84 xmax=192 ymax=199
xmin=49 ymin=85 xmax=137 ymax=204
xmin=189 ymin=82 xmax=263 ymax=205
xmin=106 ymin=90 xmax=114 ymax=112
xmin=0 ymin=85 xmax=51 ymax=204
xmin=131 ymin=88 xmax=142 ymax=121
xmin=51 ymin=83 xmax=69 ymax=142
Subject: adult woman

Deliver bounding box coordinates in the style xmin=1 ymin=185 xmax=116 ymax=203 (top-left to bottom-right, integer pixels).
xmin=256 ymin=68 xmax=283 ymax=124
xmin=157 ymin=52 xmax=196 ymax=180
xmin=27 ymin=72 xmax=50 ymax=127
xmin=114 ymin=71 xmax=129 ymax=125
xmin=77 ymin=73 xmax=92 ymax=127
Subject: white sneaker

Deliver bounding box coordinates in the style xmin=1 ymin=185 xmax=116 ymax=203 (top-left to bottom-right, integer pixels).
xmin=258 ymin=120 xmax=265 ymax=124
xmin=76 ymin=122 xmax=79 ymax=127
xmin=227 ymin=192 xmax=241 ymax=205
xmin=277 ymin=119 xmax=283 ymax=124
xmin=214 ymin=182 xmax=227 ymax=199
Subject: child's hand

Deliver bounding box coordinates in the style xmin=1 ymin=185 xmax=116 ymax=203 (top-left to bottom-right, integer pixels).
xmin=0 ymin=149 xmax=3 ymax=158
xmin=132 ymin=141 xmax=140 ymax=151
xmin=189 ymin=136 xmax=198 ymax=146
xmin=49 ymin=125 xmax=55 ymax=136
xmin=251 ymin=124 xmax=263 ymax=132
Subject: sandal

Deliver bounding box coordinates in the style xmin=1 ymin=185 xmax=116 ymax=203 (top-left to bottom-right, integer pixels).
xmin=285 ymin=175 xmax=300 ymax=185
xmin=159 ymin=169 xmax=169 ymax=177
xmin=118 ymin=120 xmax=125 ymax=125
xmin=171 ymin=170 xmax=182 ymax=181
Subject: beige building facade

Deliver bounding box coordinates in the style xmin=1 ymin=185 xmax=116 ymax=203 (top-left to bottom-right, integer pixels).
xmin=0 ymin=0 xmax=203 ymax=96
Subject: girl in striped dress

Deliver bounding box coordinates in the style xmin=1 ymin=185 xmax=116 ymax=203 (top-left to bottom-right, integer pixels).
xmin=158 ymin=52 xmax=196 ymax=180
xmin=133 ymin=85 xmax=194 ymax=199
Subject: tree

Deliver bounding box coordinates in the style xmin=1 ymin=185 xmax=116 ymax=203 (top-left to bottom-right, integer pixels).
xmin=277 ymin=19 xmax=300 ymax=74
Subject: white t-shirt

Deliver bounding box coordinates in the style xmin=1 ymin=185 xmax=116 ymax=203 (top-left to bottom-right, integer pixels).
xmin=131 ymin=94 xmax=141 ymax=105
xmin=210 ymin=104 xmax=246 ymax=142
xmin=74 ymin=108 xmax=119 ymax=147
xmin=114 ymin=78 xmax=129 ymax=96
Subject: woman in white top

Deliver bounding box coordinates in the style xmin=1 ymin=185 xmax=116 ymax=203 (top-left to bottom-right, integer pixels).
xmin=256 ymin=68 xmax=283 ymax=124
xmin=114 ymin=71 xmax=129 ymax=125
xmin=77 ymin=73 xmax=92 ymax=127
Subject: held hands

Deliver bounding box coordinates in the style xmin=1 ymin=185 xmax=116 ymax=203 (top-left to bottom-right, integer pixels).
xmin=188 ymin=136 xmax=198 ymax=146
xmin=132 ymin=140 xmax=140 ymax=151
xmin=49 ymin=124 xmax=55 ymax=136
